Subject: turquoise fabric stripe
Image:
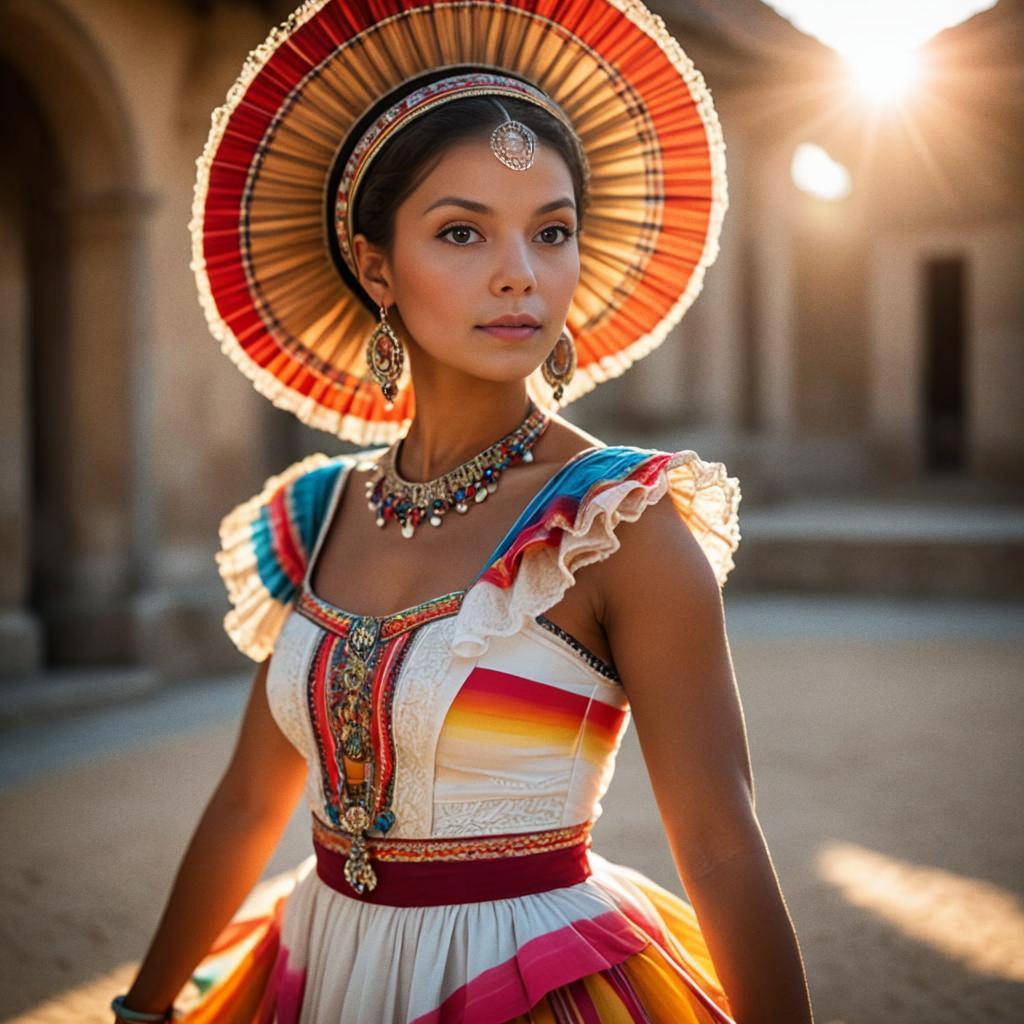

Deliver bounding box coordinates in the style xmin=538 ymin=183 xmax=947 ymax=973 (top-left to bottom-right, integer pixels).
xmin=246 ymin=448 xmax=657 ymax=604
xmin=475 ymin=446 xmax=656 ymax=580
xmin=253 ymin=459 xmax=348 ymax=602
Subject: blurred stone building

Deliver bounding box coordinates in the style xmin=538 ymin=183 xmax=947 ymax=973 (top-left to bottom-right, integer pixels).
xmin=2 ymin=0 xmax=1021 ymax=682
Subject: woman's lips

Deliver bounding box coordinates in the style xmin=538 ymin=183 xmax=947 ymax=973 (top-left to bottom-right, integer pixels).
xmin=476 ymin=325 xmax=540 ymax=341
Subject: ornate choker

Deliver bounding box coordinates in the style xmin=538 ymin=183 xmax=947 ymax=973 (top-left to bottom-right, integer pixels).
xmin=366 ymin=404 xmax=550 ymax=539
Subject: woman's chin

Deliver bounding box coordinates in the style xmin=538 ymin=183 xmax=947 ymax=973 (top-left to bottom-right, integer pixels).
xmin=462 ymin=363 xmax=544 ymax=387
xmin=416 ymin=348 xmax=546 ymax=385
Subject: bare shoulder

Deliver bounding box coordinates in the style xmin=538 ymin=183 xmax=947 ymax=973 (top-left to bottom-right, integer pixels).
xmin=596 ymin=487 xmax=724 ymax=633
xmin=534 ymin=415 xmax=606 ymax=466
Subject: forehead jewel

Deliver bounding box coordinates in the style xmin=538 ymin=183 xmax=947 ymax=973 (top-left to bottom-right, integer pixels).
xmin=490 ymin=99 xmax=538 ymax=171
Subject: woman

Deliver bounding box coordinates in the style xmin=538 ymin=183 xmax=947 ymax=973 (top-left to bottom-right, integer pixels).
xmin=112 ymin=2 xmax=812 ymax=1022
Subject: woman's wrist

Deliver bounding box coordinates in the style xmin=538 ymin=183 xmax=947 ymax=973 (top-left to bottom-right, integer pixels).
xmin=110 ymin=993 xmax=174 ymax=1022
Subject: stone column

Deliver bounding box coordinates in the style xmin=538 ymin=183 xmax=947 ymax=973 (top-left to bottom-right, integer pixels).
xmin=751 ymin=142 xmax=799 ymax=441
xmin=0 ymin=163 xmax=41 ymax=674
xmin=968 ymin=222 xmax=1024 ymax=481
xmin=41 ymin=187 xmax=155 ymax=665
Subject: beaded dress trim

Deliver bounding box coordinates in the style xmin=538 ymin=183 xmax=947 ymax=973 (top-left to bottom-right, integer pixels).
xmin=534 ymin=615 xmax=621 ymax=683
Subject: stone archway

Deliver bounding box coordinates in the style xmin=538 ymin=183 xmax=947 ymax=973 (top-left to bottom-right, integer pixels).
xmin=0 ymin=1 xmax=147 ymax=672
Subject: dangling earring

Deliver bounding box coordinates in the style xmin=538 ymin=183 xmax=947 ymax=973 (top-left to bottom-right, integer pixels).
xmin=542 ymin=330 xmax=576 ymax=401
xmin=366 ymin=302 xmax=404 ymax=405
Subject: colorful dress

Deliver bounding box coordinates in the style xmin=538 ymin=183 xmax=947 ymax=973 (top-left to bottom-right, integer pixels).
xmin=178 ymin=445 xmax=741 ymax=1024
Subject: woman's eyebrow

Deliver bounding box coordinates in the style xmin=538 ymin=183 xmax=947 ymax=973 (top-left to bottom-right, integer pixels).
xmin=422 ymin=196 xmax=575 ymax=216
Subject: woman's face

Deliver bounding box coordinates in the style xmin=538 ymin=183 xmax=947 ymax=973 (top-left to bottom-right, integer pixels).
xmin=354 ymin=136 xmax=580 ymax=385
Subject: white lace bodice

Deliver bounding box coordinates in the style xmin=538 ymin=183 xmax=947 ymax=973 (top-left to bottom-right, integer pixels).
xmin=219 ymin=445 xmax=740 ymax=843
xmin=268 ymin=603 xmax=631 ymax=838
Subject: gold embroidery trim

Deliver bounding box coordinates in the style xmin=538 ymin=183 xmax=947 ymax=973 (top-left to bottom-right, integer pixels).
xmin=312 ymin=814 xmax=592 ymax=863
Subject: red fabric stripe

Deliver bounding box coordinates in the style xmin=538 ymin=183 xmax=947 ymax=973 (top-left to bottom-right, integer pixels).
xmin=370 ymin=631 xmax=410 ymax=815
xmin=457 ymin=666 xmax=590 ymax=717
xmin=602 ymin=961 xmax=650 ymax=1021
xmin=313 ymin=836 xmax=591 ymax=907
xmin=267 ymin=485 xmax=305 ymax=587
xmin=479 ymin=453 xmax=675 ymax=590
xmin=309 ymin=637 xmax=341 ymax=801
xmin=566 ymin=975 xmax=603 ymax=1023
xmin=479 ymin=494 xmax=580 ymax=589
xmin=584 ymin=698 xmax=626 ymax=735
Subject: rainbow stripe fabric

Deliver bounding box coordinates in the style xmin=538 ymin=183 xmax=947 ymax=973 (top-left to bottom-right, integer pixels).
xmin=219 ymin=447 xmax=672 ymax=655
xmin=477 ymin=447 xmax=675 ymax=590
xmin=441 ymin=665 xmax=628 ymax=769
xmin=251 ymin=460 xmax=344 ymax=602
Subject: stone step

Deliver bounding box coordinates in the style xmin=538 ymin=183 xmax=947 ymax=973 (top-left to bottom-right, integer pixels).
xmin=0 ymin=667 xmax=162 ymax=730
xmin=732 ymin=502 xmax=1024 ymax=598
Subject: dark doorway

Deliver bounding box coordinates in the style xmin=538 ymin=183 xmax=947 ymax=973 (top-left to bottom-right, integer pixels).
xmin=923 ymin=257 xmax=967 ymax=473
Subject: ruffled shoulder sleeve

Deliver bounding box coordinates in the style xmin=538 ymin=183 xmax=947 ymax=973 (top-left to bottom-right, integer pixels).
xmin=215 ymin=453 xmax=353 ymax=661
xmin=451 ymin=446 xmax=741 ymax=659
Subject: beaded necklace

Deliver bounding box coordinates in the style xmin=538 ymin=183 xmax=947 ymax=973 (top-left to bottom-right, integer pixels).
xmin=365 ymin=404 xmax=550 ymax=539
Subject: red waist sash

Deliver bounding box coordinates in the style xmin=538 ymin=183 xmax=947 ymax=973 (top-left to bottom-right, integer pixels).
xmin=312 ymin=816 xmax=593 ymax=907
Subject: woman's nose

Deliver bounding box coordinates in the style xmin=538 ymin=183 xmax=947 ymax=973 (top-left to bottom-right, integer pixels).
xmin=491 ymin=237 xmax=537 ymax=294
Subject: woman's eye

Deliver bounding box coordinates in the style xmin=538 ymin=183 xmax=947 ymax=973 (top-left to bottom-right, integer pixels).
xmin=537 ymin=225 xmax=576 ymax=244
xmin=438 ymin=225 xmax=481 ymax=245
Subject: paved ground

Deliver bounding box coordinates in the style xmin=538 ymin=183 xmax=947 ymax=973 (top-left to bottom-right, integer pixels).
xmin=1 ymin=595 xmax=1021 ymax=1023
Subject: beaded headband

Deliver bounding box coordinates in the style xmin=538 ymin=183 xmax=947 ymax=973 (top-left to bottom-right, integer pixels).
xmin=333 ymin=71 xmax=573 ymax=277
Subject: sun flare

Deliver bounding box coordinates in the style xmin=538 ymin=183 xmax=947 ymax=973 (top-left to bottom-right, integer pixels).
xmin=845 ymin=44 xmax=922 ymax=104
xmin=761 ymin=0 xmax=998 ymax=105
xmin=791 ymin=143 xmax=851 ymax=200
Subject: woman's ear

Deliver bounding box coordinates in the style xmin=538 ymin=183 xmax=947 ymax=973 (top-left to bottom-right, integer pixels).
xmin=352 ymin=233 xmax=393 ymax=307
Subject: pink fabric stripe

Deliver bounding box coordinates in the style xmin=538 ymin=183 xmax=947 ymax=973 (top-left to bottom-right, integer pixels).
xmin=257 ymin=942 xmax=305 ymax=1024
xmin=408 ymin=911 xmax=648 ymax=1024
xmin=549 ymin=984 xmax=576 ymax=1024
xmin=592 ymin=875 xmax=669 ymax=947
xmin=256 ymin=947 xmax=284 ymax=1024
xmin=566 ymin=975 xmax=603 ymax=1024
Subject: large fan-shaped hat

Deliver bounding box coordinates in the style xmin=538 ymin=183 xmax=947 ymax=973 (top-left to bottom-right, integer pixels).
xmin=191 ymin=0 xmax=727 ymax=444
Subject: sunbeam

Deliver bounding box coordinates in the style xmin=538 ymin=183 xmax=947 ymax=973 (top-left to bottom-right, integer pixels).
xmin=818 ymin=840 xmax=1024 ymax=982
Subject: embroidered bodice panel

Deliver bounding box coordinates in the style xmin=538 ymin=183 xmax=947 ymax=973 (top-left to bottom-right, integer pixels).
xmin=267 ymin=600 xmax=631 ymax=839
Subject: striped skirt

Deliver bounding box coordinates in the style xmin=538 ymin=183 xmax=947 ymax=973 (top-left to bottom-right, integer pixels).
xmin=176 ymin=831 xmax=733 ymax=1024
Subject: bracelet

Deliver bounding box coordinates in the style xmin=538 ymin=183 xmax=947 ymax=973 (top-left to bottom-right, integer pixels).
xmin=110 ymin=994 xmax=173 ymax=1022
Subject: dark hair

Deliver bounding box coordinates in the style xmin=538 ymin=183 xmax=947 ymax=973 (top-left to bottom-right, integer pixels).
xmin=348 ymin=93 xmax=589 ymax=314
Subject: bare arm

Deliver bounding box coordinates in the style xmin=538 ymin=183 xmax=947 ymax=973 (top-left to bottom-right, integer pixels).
xmin=600 ymin=498 xmax=813 ymax=1024
xmin=120 ymin=658 xmax=308 ymax=1016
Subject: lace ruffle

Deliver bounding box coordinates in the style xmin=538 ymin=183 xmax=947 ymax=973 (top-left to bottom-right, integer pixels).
xmin=216 ymin=453 xmax=345 ymax=661
xmin=452 ymin=449 xmax=741 ymax=659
